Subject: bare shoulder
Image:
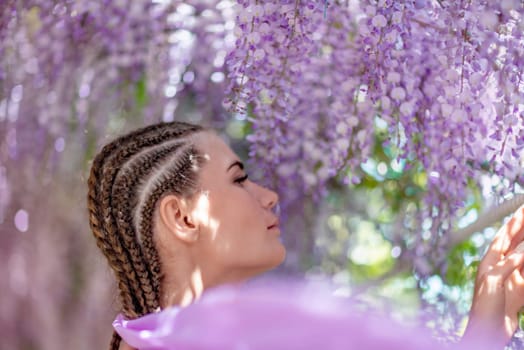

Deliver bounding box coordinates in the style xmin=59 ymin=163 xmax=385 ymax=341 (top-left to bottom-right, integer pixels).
xmin=119 ymin=341 xmax=136 ymax=350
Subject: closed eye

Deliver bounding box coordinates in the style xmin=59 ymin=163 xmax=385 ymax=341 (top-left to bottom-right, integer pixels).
xmin=234 ymin=174 xmax=249 ymax=184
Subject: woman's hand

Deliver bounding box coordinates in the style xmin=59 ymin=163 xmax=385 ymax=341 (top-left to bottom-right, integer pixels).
xmin=463 ymin=205 xmax=524 ymax=347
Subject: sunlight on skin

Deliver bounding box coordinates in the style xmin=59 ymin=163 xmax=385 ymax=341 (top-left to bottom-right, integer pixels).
xmin=178 ymin=268 xmax=205 ymax=307
xmin=157 ymin=132 xmax=284 ymax=313
xmin=464 ymin=205 xmax=524 ymax=348
xmin=192 ymin=190 xmax=221 ymax=241
xmin=159 ymin=188 xmax=223 ymax=308
xmin=484 ymin=249 xmax=524 ymax=294
xmin=489 ymin=207 xmax=524 ymax=259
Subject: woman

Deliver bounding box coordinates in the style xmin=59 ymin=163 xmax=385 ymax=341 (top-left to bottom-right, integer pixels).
xmin=87 ymin=121 xmax=524 ymax=349
xmin=88 ymin=121 xmax=284 ymax=349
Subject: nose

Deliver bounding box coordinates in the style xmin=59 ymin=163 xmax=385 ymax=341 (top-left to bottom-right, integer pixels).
xmin=254 ymin=182 xmax=279 ymax=210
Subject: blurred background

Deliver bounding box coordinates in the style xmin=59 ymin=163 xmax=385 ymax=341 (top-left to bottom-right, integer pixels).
xmin=1 ymin=1 xmax=523 ymax=349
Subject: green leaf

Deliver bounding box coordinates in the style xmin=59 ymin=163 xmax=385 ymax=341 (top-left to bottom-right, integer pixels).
xmin=135 ymin=75 xmax=148 ymax=109
xmin=445 ymin=240 xmax=479 ymax=287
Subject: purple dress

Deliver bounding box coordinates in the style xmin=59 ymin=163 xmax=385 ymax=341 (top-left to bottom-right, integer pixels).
xmin=113 ymin=281 xmax=496 ymax=350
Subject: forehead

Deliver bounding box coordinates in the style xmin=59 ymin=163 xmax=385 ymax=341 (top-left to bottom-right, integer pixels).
xmin=193 ymin=131 xmax=238 ymax=169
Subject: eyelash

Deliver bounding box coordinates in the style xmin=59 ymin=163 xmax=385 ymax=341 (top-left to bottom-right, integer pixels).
xmin=234 ymin=174 xmax=249 ymax=184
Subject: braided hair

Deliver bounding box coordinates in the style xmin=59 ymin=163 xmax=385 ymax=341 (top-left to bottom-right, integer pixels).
xmin=87 ymin=121 xmax=206 ymax=349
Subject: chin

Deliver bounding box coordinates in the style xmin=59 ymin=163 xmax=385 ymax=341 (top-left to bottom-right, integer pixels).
xmin=268 ymin=244 xmax=287 ymax=269
xmin=246 ymin=248 xmax=286 ymax=277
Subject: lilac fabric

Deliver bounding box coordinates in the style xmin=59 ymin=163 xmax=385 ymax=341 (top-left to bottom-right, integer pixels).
xmin=113 ymin=281 xmax=495 ymax=350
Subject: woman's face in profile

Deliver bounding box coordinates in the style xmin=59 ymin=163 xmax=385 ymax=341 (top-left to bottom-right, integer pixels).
xmin=189 ymin=132 xmax=286 ymax=277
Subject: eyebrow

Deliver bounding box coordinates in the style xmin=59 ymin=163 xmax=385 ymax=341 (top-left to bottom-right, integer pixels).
xmin=227 ymin=160 xmax=244 ymax=172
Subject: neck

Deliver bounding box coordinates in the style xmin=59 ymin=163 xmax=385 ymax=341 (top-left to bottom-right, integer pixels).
xmin=161 ymin=267 xmax=205 ymax=307
xmin=160 ymin=264 xmax=255 ymax=308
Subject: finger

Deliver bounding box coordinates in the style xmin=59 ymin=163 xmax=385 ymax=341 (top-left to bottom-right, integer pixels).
xmin=481 ymin=205 xmax=524 ymax=270
xmin=506 ymin=205 xmax=524 ymax=253
xmin=505 ymin=267 xmax=524 ymax=298
xmin=474 ymin=253 xmax=524 ymax=303
xmin=505 ymin=267 xmax=524 ymax=315
xmin=485 ymin=243 xmax=524 ymax=284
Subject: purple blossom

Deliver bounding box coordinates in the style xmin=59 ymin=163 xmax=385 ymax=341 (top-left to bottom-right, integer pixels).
xmin=225 ymin=1 xmax=524 ymax=273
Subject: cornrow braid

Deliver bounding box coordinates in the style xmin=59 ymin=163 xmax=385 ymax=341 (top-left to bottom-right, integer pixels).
xmin=137 ymin=146 xmax=203 ymax=295
xmin=96 ymin=127 xmax=198 ymax=316
xmin=111 ymin=140 xmax=191 ymax=311
xmin=87 ymin=121 xmax=206 ymax=350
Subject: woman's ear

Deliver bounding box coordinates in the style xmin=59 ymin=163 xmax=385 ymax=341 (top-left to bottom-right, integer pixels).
xmin=158 ymin=194 xmax=199 ymax=243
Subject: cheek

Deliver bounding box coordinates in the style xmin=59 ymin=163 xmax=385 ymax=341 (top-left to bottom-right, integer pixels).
xmin=215 ymin=191 xmax=265 ymax=240
xmin=227 ymin=212 xmax=260 ymax=240
xmin=204 ymin=189 xmax=258 ymax=229
xmin=236 ymin=190 xmax=266 ymax=226
xmin=227 ymin=185 xmax=260 ymax=212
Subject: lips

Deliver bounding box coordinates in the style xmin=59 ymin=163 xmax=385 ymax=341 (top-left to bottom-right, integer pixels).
xmin=267 ymin=218 xmax=280 ymax=230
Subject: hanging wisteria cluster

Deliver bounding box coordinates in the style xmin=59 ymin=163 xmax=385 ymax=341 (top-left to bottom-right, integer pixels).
xmin=3 ymin=0 xmax=523 ymax=234
xmin=0 ymin=2 xmax=235 ymax=348
xmin=2 ymin=0 xmax=171 ymax=138
xmin=226 ymin=0 xmax=524 ymax=231
xmin=0 ymin=0 xmax=234 ymax=219
xmin=226 ymin=2 xmax=370 ymax=200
